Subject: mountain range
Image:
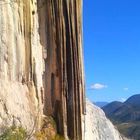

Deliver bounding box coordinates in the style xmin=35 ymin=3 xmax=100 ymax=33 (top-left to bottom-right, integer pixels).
xmin=94 ymin=102 xmax=109 ymax=108
xmin=102 ymin=94 xmax=140 ymax=140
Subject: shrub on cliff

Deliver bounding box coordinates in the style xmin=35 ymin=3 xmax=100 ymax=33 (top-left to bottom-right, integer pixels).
xmin=0 ymin=125 xmax=27 ymax=140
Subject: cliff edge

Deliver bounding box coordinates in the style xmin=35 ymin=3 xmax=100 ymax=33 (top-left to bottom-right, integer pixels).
xmin=85 ymin=100 xmax=130 ymax=140
xmin=0 ymin=0 xmax=85 ymax=140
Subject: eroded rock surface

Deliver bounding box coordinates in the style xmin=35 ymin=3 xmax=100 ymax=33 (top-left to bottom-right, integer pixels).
xmin=85 ymin=100 xmax=129 ymax=140
xmin=0 ymin=0 xmax=43 ymax=135
xmin=0 ymin=0 xmax=85 ymax=140
xmin=38 ymin=1 xmax=85 ymax=139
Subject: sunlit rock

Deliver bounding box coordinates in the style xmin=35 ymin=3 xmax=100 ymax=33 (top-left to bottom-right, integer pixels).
xmin=85 ymin=100 xmax=131 ymax=140
xmin=0 ymin=0 xmax=85 ymax=139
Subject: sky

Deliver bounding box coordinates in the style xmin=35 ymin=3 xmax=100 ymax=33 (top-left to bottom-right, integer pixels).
xmin=83 ymin=0 xmax=140 ymax=102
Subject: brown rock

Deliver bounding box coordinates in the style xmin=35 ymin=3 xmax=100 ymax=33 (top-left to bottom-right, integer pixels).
xmin=38 ymin=1 xmax=85 ymax=139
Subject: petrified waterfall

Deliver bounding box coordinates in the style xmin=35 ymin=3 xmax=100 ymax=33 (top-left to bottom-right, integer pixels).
xmin=0 ymin=0 xmax=85 ymax=140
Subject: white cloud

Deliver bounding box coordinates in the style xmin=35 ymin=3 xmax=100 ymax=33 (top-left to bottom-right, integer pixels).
xmin=123 ymin=87 xmax=128 ymax=91
xmin=90 ymin=83 xmax=108 ymax=90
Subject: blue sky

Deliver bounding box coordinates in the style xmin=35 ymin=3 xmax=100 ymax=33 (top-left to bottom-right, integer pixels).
xmin=83 ymin=0 xmax=140 ymax=102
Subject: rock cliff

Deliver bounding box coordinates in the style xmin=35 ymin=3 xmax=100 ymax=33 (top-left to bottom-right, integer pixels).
xmin=85 ymin=100 xmax=129 ymax=140
xmin=0 ymin=0 xmax=85 ymax=140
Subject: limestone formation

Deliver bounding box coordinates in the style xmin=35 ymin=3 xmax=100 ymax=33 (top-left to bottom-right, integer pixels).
xmin=38 ymin=1 xmax=85 ymax=139
xmin=0 ymin=0 xmax=85 ymax=140
xmin=85 ymin=99 xmax=131 ymax=140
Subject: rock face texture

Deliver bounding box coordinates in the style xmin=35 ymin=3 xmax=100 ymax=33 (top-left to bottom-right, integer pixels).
xmin=0 ymin=0 xmax=85 ymax=140
xmin=0 ymin=0 xmax=42 ymax=134
xmin=85 ymin=100 xmax=126 ymax=140
xmin=38 ymin=1 xmax=85 ymax=139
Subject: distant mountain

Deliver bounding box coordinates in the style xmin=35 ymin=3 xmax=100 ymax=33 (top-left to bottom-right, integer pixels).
xmin=102 ymin=94 xmax=140 ymax=140
xmin=102 ymin=101 xmax=123 ymax=116
xmin=94 ymin=101 xmax=109 ymax=108
xmin=125 ymin=94 xmax=140 ymax=106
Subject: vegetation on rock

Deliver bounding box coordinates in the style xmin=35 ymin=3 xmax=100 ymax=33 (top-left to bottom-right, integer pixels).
xmin=35 ymin=116 xmax=57 ymax=140
xmin=0 ymin=125 xmax=27 ymax=140
xmin=52 ymin=134 xmax=65 ymax=140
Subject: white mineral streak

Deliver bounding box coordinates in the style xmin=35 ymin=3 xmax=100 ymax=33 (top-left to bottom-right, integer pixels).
xmin=0 ymin=0 xmax=44 ymax=134
xmin=0 ymin=80 xmax=35 ymax=132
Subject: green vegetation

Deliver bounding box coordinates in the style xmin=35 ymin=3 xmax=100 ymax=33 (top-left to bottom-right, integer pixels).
xmin=52 ymin=134 xmax=65 ymax=140
xmin=35 ymin=116 xmax=66 ymax=140
xmin=34 ymin=130 xmax=46 ymax=140
xmin=35 ymin=132 xmax=65 ymax=140
xmin=0 ymin=125 xmax=27 ymax=140
xmin=116 ymin=122 xmax=140 ymax=139
xmin=35 ymin=116 xmax=57 ymax=140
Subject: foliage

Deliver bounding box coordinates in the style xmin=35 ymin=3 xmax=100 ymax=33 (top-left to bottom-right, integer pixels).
xmin=34 ymin=116 xmax=66 ymax=140
xmin=35 ymin=132 xmax=65 ymax=140
xmin=52 ymin=134 xmax=65 ymax=140
xmin=34 ymin=130 xmax=46 ymax=140
xmin=0 ymin=125 xmax=27 ymax=140
xmin=35 ymin=116 xmax=57 ymax=140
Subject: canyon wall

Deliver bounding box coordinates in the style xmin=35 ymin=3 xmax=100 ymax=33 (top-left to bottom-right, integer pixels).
xmin=0 ymin=0 xmax=85 ymax=140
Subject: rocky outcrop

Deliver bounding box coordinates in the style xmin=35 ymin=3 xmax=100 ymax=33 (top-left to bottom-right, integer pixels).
xmin=85 ymin=100 xmax=128 ymax=140
xmin=38 ymin=0 xmax=85 ymax=139
xmin=0 ymin=0 xmax=85 ymax=140
xmin=0 ymin=0 xmax=43 ymax=135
